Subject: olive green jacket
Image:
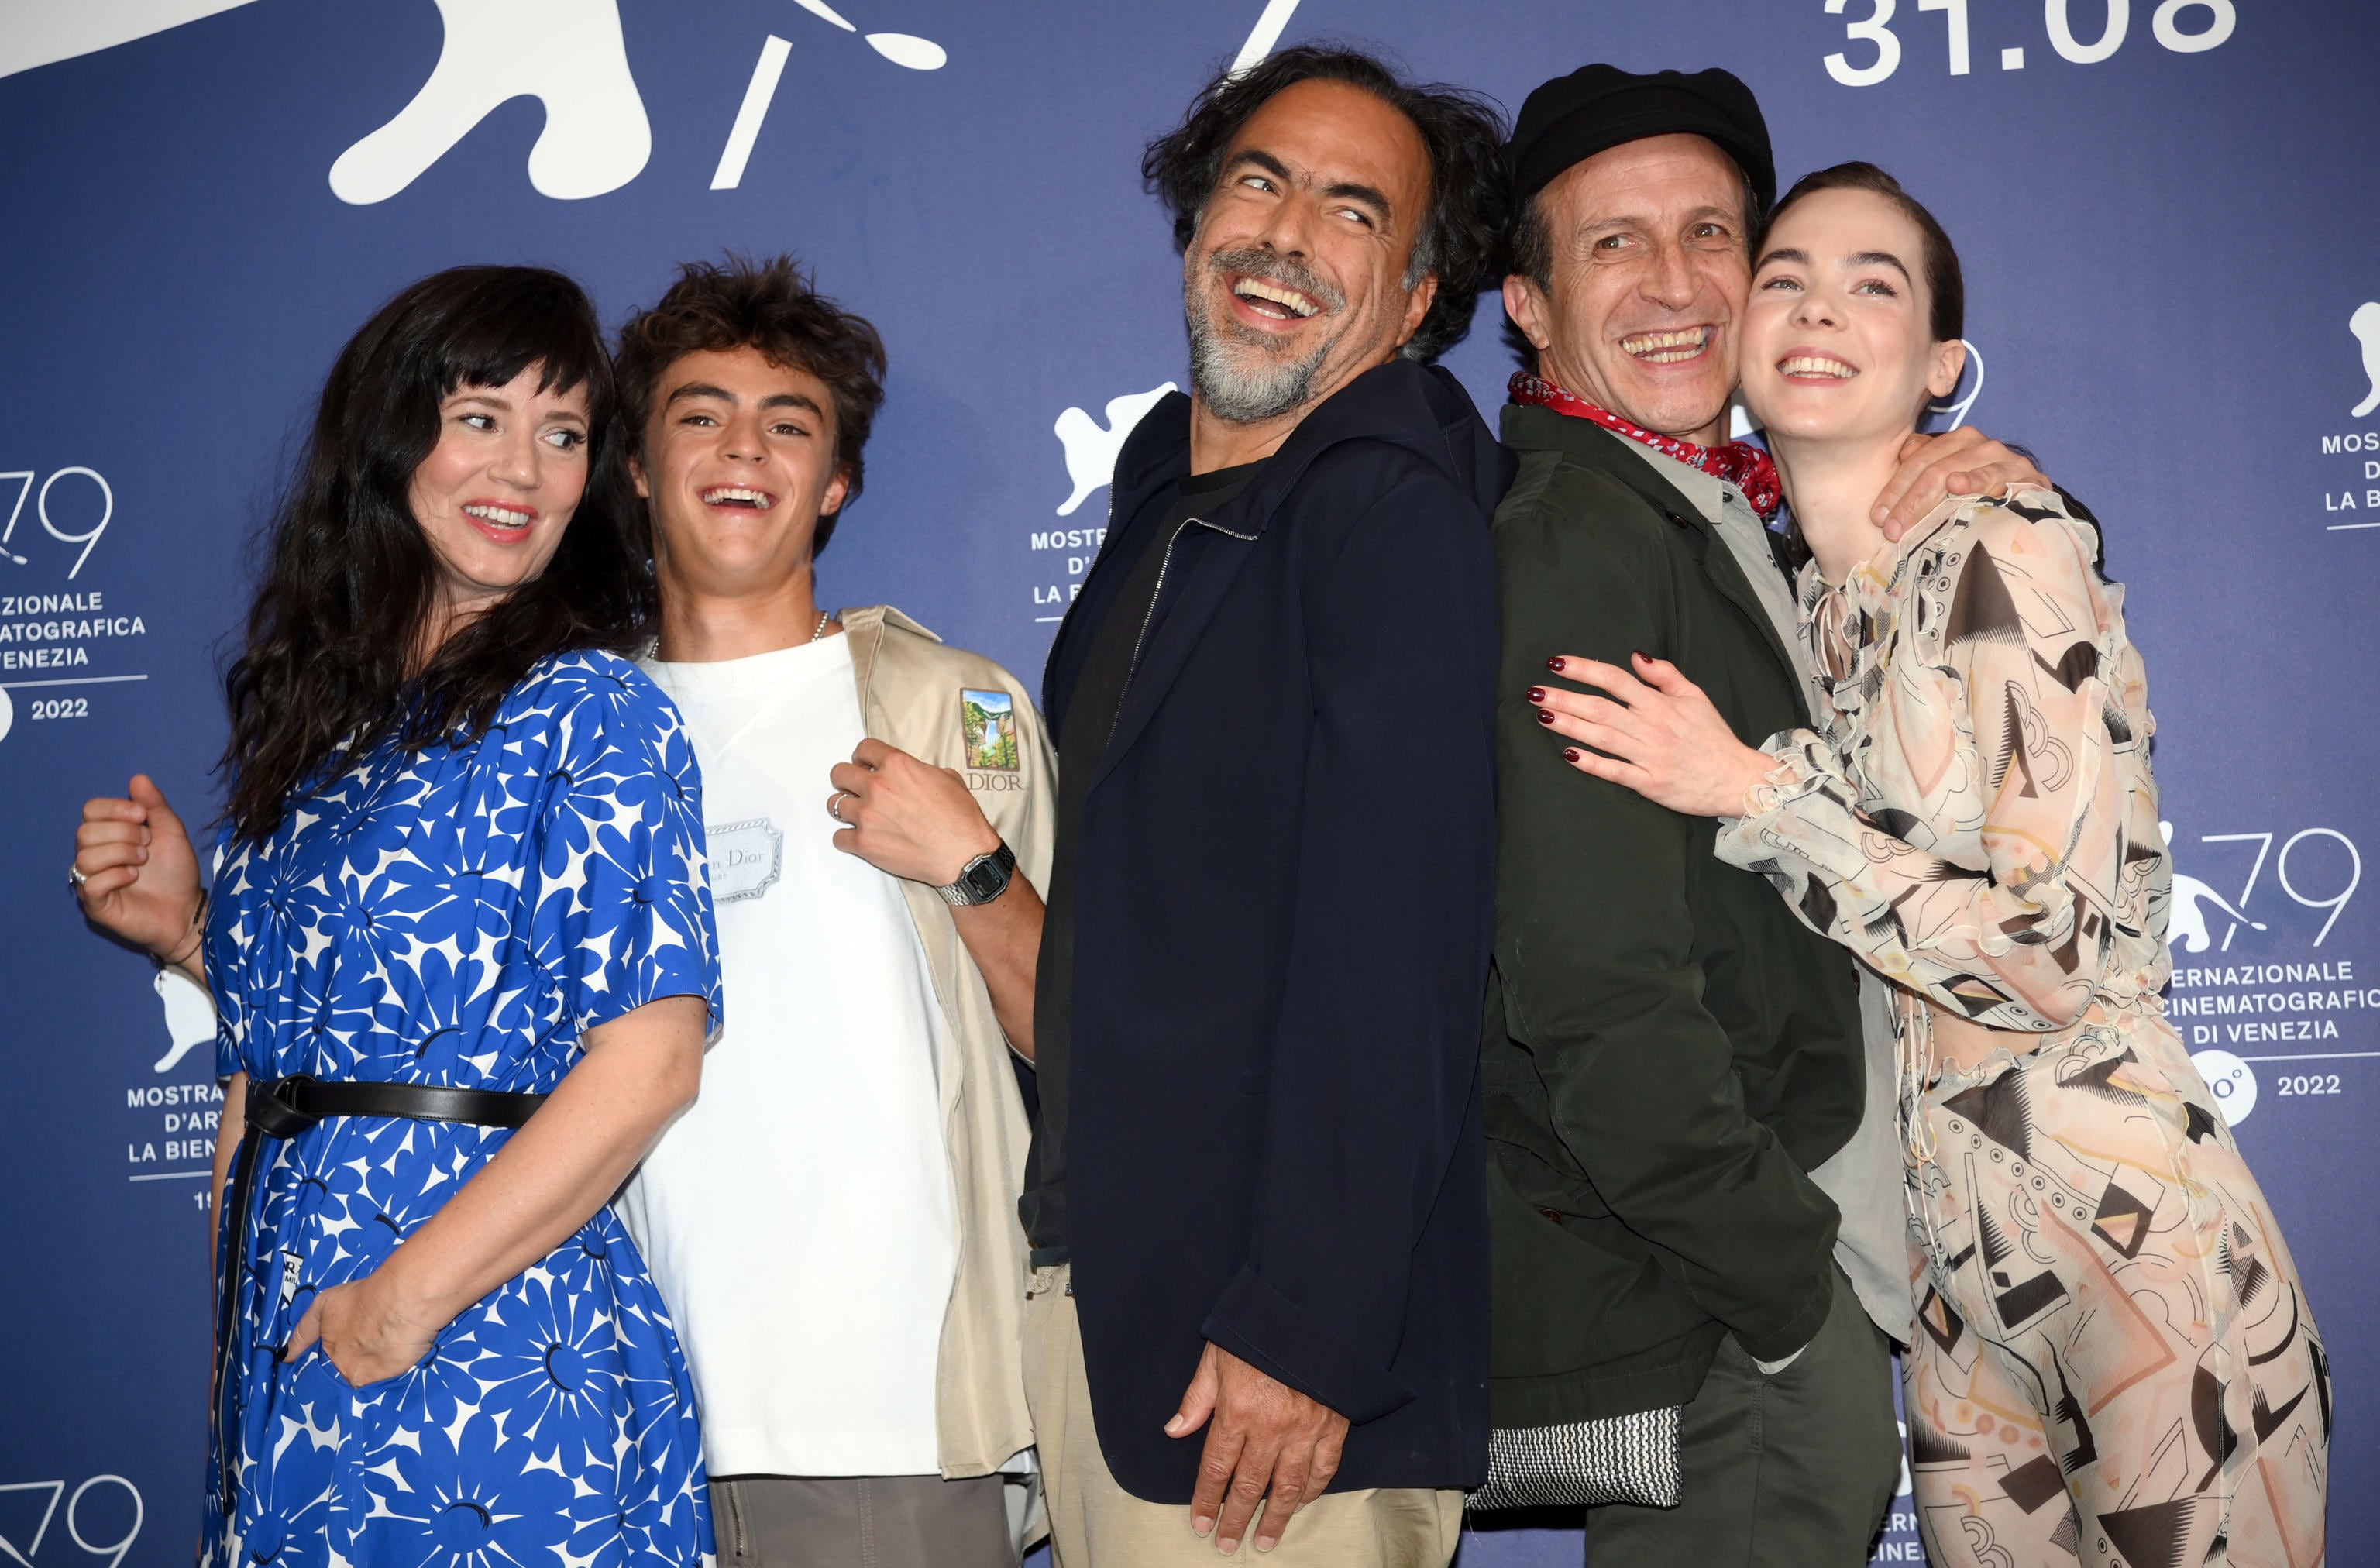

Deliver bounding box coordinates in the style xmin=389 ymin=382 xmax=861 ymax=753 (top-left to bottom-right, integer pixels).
xmin=1483 ymin=407 xmax=1866 ymax=1428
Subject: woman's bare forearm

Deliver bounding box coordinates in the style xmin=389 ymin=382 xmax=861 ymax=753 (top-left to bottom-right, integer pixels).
xmin=369 ymin=995 xmax=706 ymax=1327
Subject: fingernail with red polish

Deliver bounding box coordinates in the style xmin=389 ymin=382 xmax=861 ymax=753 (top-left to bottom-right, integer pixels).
xmin=1525 ymin=686 xmax=1545 ymax=703
xmin=1632 ymin=650 xmax=1653 ymax=663
xmin=1537 ymin=709 xmax=1554 ymax=725
xmin=1547 ymin=657 xmax=1566 ymax=672
xmin=1563 ymin=748 xmax=1581 ymax=763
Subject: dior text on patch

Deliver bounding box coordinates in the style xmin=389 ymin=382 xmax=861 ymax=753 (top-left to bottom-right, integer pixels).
xmin=707 ymin=817 xmax=784 ymax=903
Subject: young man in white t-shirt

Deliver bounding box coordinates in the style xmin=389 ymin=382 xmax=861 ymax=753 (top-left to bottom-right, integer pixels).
xmin=608 ymin=256 xmax=1053 ymax=1568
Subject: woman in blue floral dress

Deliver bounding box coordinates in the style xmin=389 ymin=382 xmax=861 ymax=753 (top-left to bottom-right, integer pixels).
xmin=71 ymin=267 xmax=721 ymax=1567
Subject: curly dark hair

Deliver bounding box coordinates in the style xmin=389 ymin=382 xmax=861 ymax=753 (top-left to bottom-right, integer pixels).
xmin=614 ymin=255 xmax=887 ymax=558
xmin=1141 ymin=46 xmax=1510 ymax=363
xmin=221 ymin=266 xmax=650 ymax=842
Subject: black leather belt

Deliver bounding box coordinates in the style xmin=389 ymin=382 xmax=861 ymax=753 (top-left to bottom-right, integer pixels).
xmin=241 ymin=1075 xmax=549 ymax=1139
xmin=213 ymin=1074 xmax=545 ymax=1513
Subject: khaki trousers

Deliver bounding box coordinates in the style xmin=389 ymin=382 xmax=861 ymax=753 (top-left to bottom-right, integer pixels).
xmin=1021 ymin=1264 xmax=1463 ymax=1567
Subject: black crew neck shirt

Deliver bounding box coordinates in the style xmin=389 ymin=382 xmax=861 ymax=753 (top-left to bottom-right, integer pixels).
xmin=1020 ymin=459 xmax=1264 ymax=1265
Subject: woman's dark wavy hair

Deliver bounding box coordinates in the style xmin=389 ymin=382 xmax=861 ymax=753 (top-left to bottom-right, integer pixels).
xmin=221 ymin=265 xmax=651 ymax=842
xmin=1140 ymin=46 xmax=1510 ymax=363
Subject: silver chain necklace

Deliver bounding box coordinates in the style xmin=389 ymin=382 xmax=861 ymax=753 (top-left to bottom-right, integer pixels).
xmin=638 ymin=609 xmax=832 ymax=663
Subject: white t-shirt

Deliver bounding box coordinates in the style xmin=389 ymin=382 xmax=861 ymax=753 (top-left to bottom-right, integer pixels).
xmin=617 ymin=634 xmax=956 ymax=1478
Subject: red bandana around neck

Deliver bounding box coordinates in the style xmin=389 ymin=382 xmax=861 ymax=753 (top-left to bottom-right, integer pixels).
xmin=1508 ymin=372 xmax=1783 ymax=522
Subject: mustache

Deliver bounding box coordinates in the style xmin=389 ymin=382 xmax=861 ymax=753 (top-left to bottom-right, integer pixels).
xmin=1202 ymin=246 xmax=1346 ymax=316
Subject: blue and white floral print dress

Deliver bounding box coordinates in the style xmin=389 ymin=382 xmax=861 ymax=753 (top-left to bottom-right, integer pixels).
xmin=202 ymin=650 xmax=721 ymax=1568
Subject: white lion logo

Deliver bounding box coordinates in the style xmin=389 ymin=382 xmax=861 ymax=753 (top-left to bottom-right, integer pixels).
xmin=1054 ymin=384 xmax=1177 ymax=518
xmin=153 ymin=967 xmax=218 ymax=1073
xmin=2350 ymin=301 xmax=2380 ymax=419
xmin=2162 ymin=820 xmax=2267 ymax=954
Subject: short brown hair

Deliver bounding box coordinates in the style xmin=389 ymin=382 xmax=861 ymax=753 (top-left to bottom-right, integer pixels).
xmin=1765 ymin=162 xmax=1963 ymax=344
xmin=615 ymin=255 xmax=888 ymax=556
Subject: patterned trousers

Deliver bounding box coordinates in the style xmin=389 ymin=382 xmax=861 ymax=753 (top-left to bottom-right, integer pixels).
xmin=1901 ymin=1012 xmax=2330 ymax=1567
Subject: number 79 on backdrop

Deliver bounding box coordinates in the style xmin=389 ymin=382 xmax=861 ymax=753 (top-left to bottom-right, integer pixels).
xmin=0 ymin=469 xmax=112 ymax=579
xmin=0 ymin=1478 xmax=141 ymax=1568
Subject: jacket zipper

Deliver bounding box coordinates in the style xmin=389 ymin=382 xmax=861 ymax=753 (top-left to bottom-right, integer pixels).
xmin=1120 ymin=519 xmax=1193 ymax=701
xmin=1119 ymin=514 xmax=1258 ymax=702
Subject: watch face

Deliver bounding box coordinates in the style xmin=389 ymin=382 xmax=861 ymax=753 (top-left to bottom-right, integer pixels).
xmin=948 ymin=845 xmax=1013 ymax=904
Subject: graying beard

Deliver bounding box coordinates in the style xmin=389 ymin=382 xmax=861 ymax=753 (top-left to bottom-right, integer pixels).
xmin=1185 ymin=296 xmax=1331 ymax=424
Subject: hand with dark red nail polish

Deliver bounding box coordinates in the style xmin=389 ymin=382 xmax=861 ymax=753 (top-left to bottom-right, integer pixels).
xmin=1546 ymin=657 xmax=1566 ymax=672
xmin=1525 ymin=686 xmax=1546 ymax=703
xmin=1538 ymin=710 xmax=1555 ymax=725
xmin=1562 ymin=748 xmax=1580 ymax=763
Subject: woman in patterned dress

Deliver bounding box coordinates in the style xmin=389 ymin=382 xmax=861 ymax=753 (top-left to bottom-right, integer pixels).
xmin=1529 ymin=165 xmax=2328 ymax=1566
xmin=70 ymin=266 xmax=722 ymax=1567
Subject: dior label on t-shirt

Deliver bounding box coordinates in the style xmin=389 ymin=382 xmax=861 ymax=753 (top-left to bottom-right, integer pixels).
xmin=708 ymin=817 xmax=784 ymax=903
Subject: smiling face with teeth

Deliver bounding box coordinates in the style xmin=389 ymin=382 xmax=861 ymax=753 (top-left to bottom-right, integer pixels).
xmin=1502 ymin=134 xmax=1755 ymax=448
xmin=635 ymin=346 xmax=851 ymax=619
xmin=1739 ymin=187 xmax=1965 ymax=452
xmin=1181 ymin=78 xmax=1436 ymax=449
xmin=406 ymin=364 xmax=590 ymax=623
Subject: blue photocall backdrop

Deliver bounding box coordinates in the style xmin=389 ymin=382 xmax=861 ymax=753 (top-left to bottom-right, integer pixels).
xmin=1 ymin=2 xmax=2370 ymax=1563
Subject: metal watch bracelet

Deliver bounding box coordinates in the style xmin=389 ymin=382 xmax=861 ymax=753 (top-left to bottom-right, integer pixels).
xmin=934 ymin=841 xmax=1016 ymax=907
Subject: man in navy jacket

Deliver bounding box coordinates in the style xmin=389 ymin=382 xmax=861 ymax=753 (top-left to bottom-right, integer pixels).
xmin=1020 ymin=46 xmax=1510 ymax=1566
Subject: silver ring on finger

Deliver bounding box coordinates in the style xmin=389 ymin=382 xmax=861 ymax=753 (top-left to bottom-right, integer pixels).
xmin=67 ymin=863 xmax=89 ymax=889
xmin=828 ymin=792 xmax=848 ymax=823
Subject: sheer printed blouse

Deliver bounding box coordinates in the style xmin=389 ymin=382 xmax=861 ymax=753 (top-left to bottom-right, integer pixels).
xmin=1714 ymin=489 xmax=2173 ymax=1072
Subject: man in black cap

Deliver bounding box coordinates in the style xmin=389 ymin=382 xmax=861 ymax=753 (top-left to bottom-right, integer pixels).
xmin=1477 ymin=65 xmax=2052 ymax=1563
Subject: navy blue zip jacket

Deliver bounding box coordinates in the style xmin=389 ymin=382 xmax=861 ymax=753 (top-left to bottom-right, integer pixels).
xmin=1041 ymin=358 xmax=1507 ymax=1501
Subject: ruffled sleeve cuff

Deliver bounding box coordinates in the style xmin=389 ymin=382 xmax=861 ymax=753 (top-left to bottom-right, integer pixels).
xmin=1715 ymin=730 xmax=1870 ymax=887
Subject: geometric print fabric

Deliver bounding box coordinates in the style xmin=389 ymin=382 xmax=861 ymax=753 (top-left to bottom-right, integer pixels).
xmin=1714 ymin=493 xmax=2329 ymax=1565
xmin=1907 ymin=1025 xmax=2329 ymax=1567
xmin=200 ymin=652 xmax=724 ymax=1568
xmin=1721 ymin=493 xmax=2175 ymax=1050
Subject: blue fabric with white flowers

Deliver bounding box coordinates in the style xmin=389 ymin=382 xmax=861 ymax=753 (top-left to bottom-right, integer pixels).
xmin=201 ymin=650 xmax=721 ymax=1568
